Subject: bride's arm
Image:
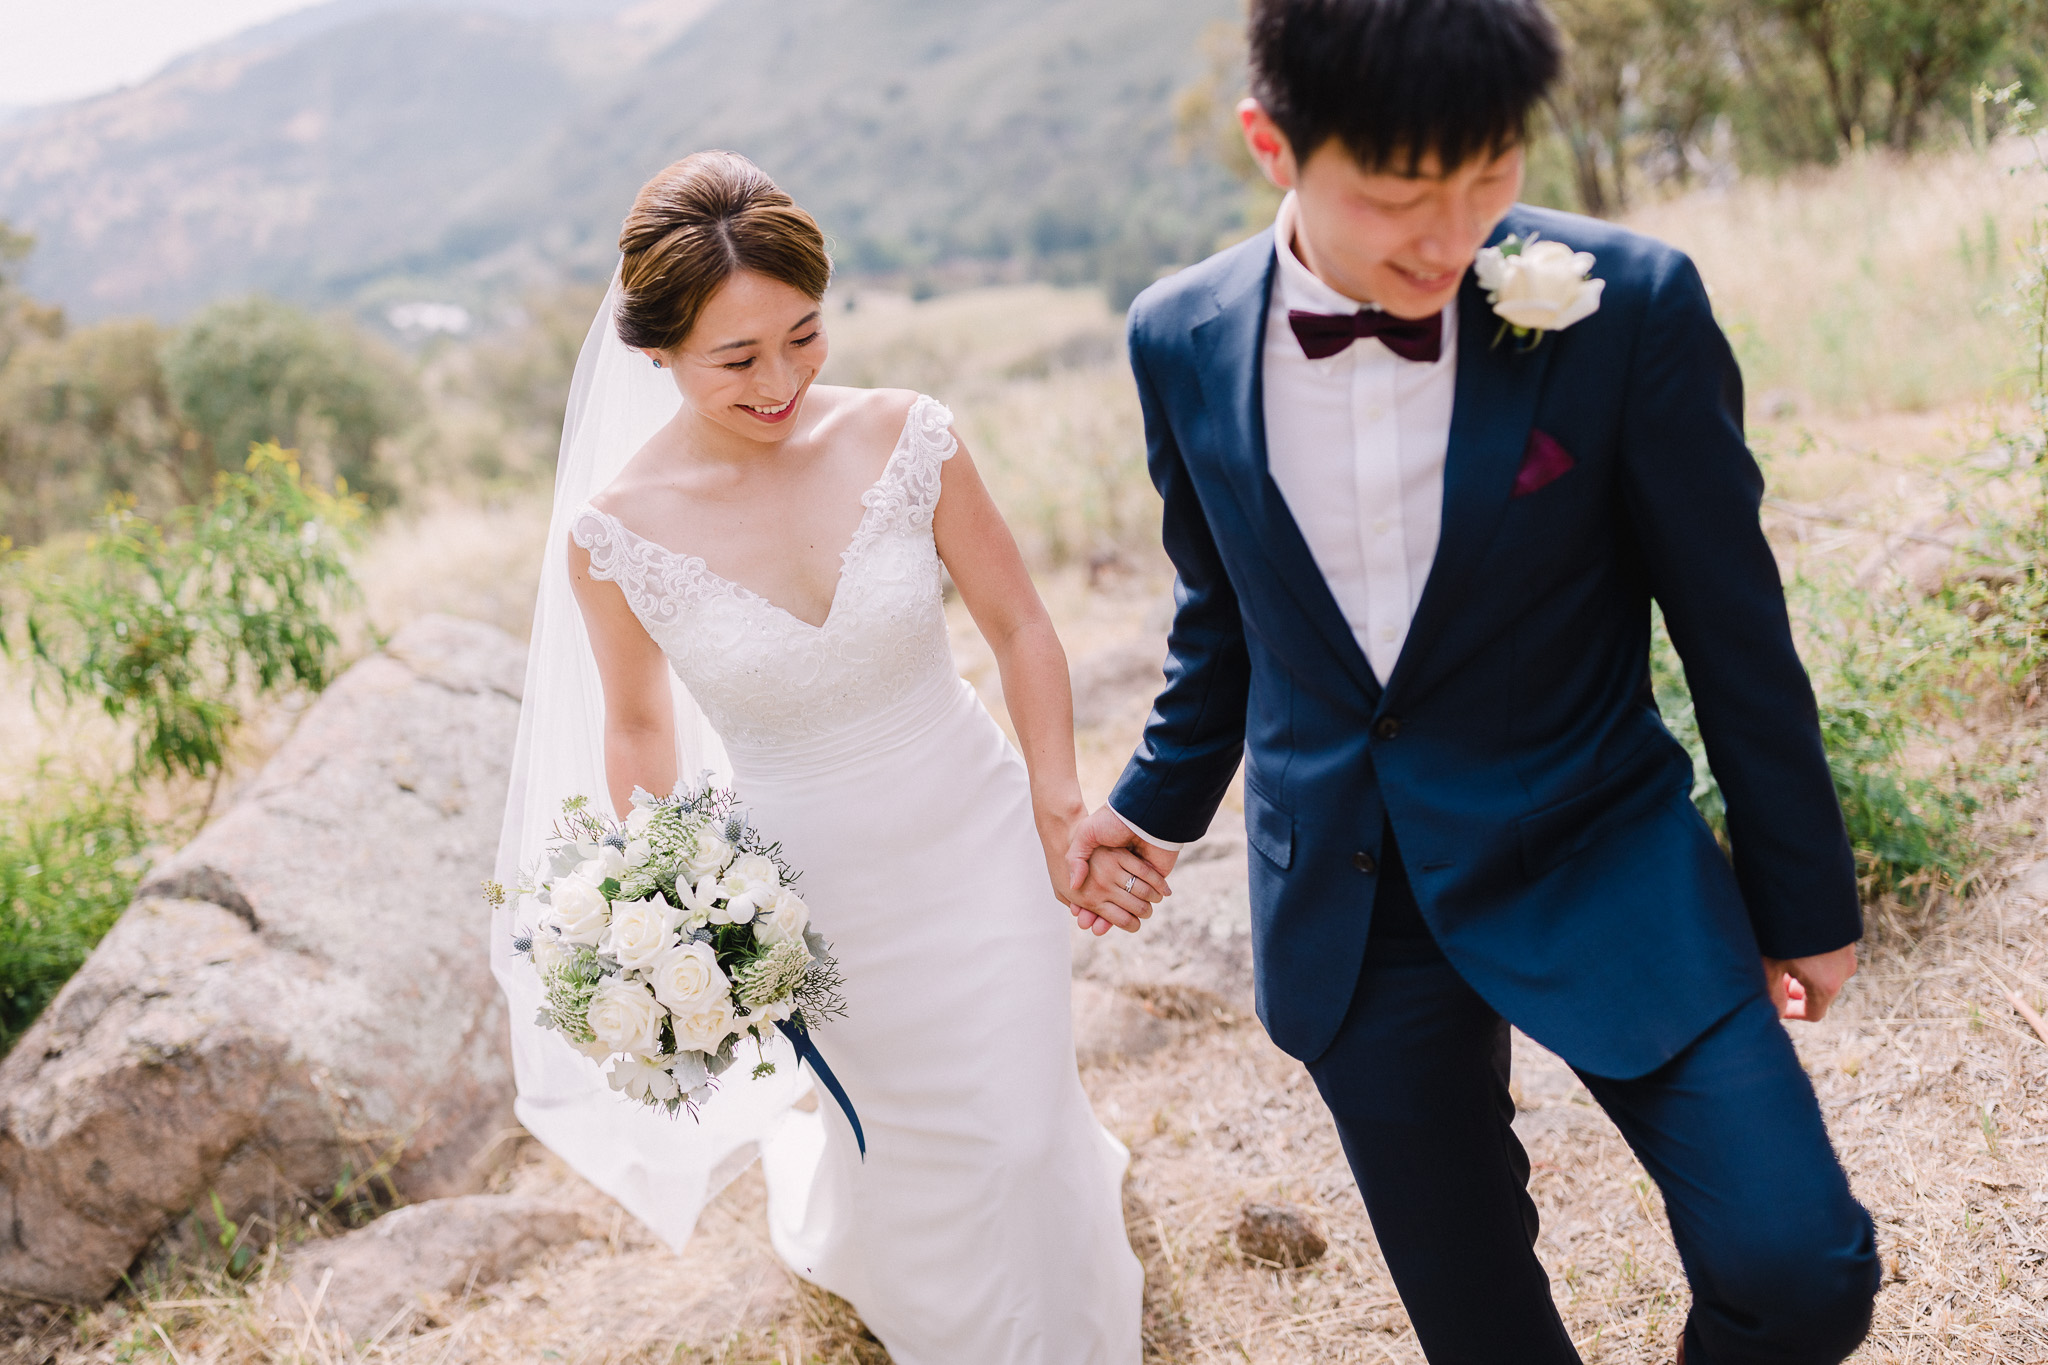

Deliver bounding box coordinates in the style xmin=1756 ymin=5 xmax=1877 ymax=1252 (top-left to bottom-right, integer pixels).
xmin=932 ymin=432 xmax=1166 ymax=921
xmin=567 ymin=536 xmax=679 ymax=818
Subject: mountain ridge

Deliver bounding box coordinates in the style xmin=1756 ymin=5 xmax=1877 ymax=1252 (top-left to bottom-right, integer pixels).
xmin=0 ymin=0 xmax=1240 ymax=324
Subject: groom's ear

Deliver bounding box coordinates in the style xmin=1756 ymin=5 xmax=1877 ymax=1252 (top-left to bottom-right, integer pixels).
xmin=1238 ymin=98 xmax=1300 ymax=192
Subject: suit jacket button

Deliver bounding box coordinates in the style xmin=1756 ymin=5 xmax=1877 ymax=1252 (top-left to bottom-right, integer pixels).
xmin=1375 ymin=716 xmax=1401 ymax=740
xmin=1352 ymin=851 xmax=1377 ymax=874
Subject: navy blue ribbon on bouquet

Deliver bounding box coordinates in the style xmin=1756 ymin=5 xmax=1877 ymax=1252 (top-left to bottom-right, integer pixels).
xmin=776 ymin=1019 xmax=865 ymax=1158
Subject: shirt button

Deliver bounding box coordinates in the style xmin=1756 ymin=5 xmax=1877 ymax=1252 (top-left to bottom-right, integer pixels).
xmin=1375 ymin=716 xmax=1402 ymax=740
xmin=1379 ymin=626 xmax=1397 ymax=642
xmin=1352 ymin=851 xmax=1377 ymax=874
xmin=1364 ymin=405 xmax=1385 ymax=422
xmin=1372 ymin=518 xmax=1391 ymax=536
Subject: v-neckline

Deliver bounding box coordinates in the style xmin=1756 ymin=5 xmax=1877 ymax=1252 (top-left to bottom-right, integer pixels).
xmin=586 ymin=401 xmax=920 ymax=633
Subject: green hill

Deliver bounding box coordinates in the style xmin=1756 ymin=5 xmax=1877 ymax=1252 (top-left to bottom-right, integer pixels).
xmin=0 ymin=0 xmax=1242 ymax=323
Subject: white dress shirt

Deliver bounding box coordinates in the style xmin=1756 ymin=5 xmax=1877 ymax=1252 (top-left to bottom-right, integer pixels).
xmin=1114 ymin=192 xmax=1457 ymax=852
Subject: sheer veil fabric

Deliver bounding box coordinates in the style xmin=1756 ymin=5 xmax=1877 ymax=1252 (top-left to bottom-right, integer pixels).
xmin=490 ymin=269 xmax=802 ymax=1251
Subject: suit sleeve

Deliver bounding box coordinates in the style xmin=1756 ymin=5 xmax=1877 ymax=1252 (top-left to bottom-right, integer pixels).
xmin=1619 ymin=255 xmax=1862 ymax=960
xmin=1104 ymin=313 xmax=1252 ymax=844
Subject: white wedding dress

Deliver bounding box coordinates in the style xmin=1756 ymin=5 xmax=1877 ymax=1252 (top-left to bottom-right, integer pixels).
xmin=565 ymin=395 xmax=1141 ymax=1363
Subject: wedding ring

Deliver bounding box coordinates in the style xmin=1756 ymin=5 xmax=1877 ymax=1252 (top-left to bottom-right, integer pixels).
xmin=1123 ymin=874 xmax=1137 ymax=894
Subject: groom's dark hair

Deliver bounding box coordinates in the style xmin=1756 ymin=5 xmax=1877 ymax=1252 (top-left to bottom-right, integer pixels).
xmin=1248 ymin=0 xmax=1561 ymax=175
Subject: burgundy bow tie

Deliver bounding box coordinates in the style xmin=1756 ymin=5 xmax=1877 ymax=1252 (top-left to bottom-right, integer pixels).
xmin=1288 ymin=307 xmax=1443 ymax=363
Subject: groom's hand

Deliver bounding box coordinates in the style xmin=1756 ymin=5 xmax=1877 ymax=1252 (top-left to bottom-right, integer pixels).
xmin=1066 ymin=807 xmax=1178 ymax=936
xmin=1764 ymin=944 xmax=1858 ymax=1022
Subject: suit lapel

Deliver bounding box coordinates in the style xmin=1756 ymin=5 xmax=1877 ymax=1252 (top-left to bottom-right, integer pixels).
xmin=1190 ymin=237 xmax=1380 ymax=701
xmin=1384 ymin=218 xmax=1555 ymax=704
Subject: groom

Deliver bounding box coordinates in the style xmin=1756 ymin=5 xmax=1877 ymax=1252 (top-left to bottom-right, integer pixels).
xmin=1067 ymin=1 xmax=1882 ymax=1360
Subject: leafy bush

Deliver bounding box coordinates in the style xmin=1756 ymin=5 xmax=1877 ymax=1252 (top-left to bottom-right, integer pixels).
xmin=1651 ymin=597 xmax=1988 ymax=902
xmin=11 ymin=443 xmax=363 ymax=782
xmin=161 ymin=297 xmax=417 ymax=508
xmin=0 ymin=786 xmax=151 ymax=1053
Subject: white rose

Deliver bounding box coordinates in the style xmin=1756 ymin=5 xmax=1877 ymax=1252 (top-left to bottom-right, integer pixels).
xmin=670 ymin=994 xmax=738 ymax=1054
xmin=603 ymin=896 xmax=679 ymax=970
xmin=624 ymin=801 xmax=659 ymax=836
xmin=622 ymin=837 xmax=653 ymax=869
xmin=752 ymin=887 xmax=810 ymax=947
xmin=528 ymin=931 xmax=570 ymax=973
xmin=607 ymin=1054 xmax=680 ymax=1103
xmin=647 ymin=940 xmax=730 ymax=1014
xmin=679 ymin=830 xmax=733 ymax=884
xmin=1477 ymin=237 xmax=1604 ymax=333
xmin=578 ymin=844 xmax=628 ymax=884
xmin=545 ymin=877 xmax=610 ymax=946
xmin=585 ymin=977 xmax=665 ymax=1057
xmin=727 ymin=852 xmax=780 ymax=893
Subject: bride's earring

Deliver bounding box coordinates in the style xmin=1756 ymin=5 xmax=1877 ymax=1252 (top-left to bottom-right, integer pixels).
xmin=651 ymin=357 xmax=664 ymax=369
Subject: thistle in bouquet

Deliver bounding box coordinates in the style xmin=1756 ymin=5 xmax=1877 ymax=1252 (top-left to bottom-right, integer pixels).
xmin=489 ymin=782 xmax=850 ymax=1127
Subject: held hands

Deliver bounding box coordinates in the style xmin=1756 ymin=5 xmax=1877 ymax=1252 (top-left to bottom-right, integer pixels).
xmin=1764 ymin=944 xmax=1857 ymax=1022
xmin=1064 ymin=806 xmax=1177 ymax=936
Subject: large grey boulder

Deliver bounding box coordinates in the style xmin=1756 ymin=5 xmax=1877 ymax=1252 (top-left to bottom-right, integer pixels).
xmin=0 ymin=615 xmax=523 ymax=1303
xmin=269 ymin=1194 xmax=600 ymax=1342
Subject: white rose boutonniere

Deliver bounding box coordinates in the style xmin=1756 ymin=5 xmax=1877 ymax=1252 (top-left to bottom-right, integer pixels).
xmin=1474 ymin=234 xmax=1603 ymax=348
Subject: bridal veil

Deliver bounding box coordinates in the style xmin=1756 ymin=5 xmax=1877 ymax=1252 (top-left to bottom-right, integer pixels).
xmin=490 ymin=269 xmax=801 ymax=1250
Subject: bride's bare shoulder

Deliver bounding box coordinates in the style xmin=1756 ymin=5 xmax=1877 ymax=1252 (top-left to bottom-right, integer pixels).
xmin=807 ymin=384 xmax=923 ymax=445
xmin=583 ymin=431 xmax=679 ymax=522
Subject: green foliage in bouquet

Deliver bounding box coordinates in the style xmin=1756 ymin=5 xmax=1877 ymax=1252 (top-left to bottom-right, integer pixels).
xmin=7 ymin=442 xmax=363 ymax=784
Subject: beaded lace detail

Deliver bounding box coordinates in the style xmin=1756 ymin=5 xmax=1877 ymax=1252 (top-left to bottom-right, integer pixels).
xmin=570 ymin=395 xmax=958 ymax=750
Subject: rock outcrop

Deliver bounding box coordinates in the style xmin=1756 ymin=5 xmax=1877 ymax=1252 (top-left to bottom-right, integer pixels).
xmin=270 ymin=1194 xmax=600 ymax=1342
xmin=0 ymin=616 xmax=523 ymax=1303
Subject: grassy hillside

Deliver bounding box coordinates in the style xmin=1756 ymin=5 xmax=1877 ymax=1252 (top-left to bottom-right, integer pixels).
xmin=0 ymin=0 xmax=1241 ymax=323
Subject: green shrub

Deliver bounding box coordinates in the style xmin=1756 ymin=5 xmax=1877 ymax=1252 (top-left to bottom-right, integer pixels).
xmin=0 ymin=786 xmax=151 ymax=1053
xmin=1652 ymin=598 xmax=1988 ymax=902
xmin=12 ymin=442 xmax=363 ymax=782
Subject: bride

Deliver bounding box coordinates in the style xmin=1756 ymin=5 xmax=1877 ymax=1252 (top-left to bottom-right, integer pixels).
xmin=492 ymin=151 xmax=1158 ymax=1361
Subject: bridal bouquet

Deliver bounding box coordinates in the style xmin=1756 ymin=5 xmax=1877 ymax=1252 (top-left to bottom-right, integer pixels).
xmin=495 ymin=784 xmax=849 ymax=1119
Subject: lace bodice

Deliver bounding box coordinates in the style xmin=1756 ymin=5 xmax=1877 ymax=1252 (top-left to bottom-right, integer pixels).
xmin=571 ymin=395 xmax=959 ymax=753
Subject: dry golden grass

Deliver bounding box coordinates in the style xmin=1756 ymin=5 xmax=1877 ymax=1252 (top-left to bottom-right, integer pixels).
xmin=1625 ymin=144 xmax=2042 ymax=417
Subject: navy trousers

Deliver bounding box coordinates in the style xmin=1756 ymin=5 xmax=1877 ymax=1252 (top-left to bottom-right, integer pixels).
xmin=1304 ymin=831 xmax=1880 ymax=1364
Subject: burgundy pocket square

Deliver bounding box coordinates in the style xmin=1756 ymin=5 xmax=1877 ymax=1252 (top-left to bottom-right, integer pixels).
xmin=1512 ymin=429 xmax=1575 ymax=498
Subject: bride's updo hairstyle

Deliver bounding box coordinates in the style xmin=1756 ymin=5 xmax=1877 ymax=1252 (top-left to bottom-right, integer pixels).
xmin=615 ymin=151 xmax=832 ymax=352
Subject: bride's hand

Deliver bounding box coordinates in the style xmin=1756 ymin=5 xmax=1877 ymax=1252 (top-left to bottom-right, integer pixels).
xmin=1069 ymin=845 xmax=1166 ymax=936
xmin=1033 ymin=799 xmax=1087 ymax=907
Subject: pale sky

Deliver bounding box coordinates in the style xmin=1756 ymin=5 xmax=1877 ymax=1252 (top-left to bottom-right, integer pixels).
xmin=0 ymin=0 xmax=324 ymax=108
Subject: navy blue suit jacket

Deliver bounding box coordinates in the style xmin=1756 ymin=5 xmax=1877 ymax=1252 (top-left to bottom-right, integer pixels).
xmin=1107 ymin=206 xmax=1862 ymax=1079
